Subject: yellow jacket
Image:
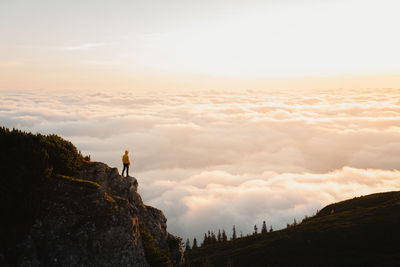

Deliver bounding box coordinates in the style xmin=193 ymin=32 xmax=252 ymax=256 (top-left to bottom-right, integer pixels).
xmin=122 ymin=151 xmax=130 ymax=164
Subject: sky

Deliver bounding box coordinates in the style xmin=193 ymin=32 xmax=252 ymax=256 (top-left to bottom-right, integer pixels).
xmin=1 ymin=0 xmax=400 ymax=90
xmin=1 ymin=0 xmax=400 ymax=242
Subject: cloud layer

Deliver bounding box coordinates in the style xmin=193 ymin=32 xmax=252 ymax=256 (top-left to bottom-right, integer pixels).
xmin=1 ymin=88 xmax=400 ymax=240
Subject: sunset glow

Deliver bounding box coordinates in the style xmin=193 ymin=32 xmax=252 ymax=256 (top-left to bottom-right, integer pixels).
xmin=1 ymin=0 xmax=400 ymax=90
xmin=1 ymin=0 xmax=400 ymax=242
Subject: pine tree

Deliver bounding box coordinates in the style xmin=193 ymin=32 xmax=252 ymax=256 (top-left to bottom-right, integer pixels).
xmin=211 ymin=232 xmax=217 ymax=243
xmin=192 ymin=238 xmax=198 ymax=249
xmin=206 ymin=231 xmax=211 ymax=245
xmin=202 ymin=233 xmax=208 ymax=247
xmin=222 ymin=230 xmax=228 ymax=242
xmin=269 ymin=225 xmax=273 ymax=232
xmin=254 ymin=224 xmax=258 ymax=235
xmin=232 ymin=225 xmax=237 ymax=240
xmin=261 ymin=221 xmax=267 ymax=234
xmin=185 ymin=238 xmax=191 ymax=252
xmin=217 ymin=230 xmax=222 ymax=242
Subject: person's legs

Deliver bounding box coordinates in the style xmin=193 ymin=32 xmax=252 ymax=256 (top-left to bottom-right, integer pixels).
xmin=126 ymin=164 xmax=129 ymax=177
xmin=122 ymin=164 xmax=126 ymax=177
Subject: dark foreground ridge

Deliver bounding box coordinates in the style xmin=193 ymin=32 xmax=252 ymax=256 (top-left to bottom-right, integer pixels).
xmin=0 ymin=127 xmax=183 ymax=266
xmin=186 ymin=191 xmax=400 ymax=266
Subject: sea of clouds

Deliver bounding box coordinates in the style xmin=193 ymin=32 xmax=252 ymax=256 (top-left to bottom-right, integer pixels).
xmin=1 ymin=88 xmax=400 ymax=241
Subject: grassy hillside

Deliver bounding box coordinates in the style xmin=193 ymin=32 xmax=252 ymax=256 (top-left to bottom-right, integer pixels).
xmin=186 ymin=191 xmax=400 ymax=266
xmin=0 ymin=127 xmax=86 ymax=261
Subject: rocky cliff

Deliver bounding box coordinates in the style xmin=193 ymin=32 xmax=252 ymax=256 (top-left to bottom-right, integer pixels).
xmin=7 ymin=161 xmax=183 ymax=267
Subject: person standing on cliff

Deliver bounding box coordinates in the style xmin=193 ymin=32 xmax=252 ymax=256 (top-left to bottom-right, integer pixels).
xmin=122 ymin=150 xmax=130 ymax=177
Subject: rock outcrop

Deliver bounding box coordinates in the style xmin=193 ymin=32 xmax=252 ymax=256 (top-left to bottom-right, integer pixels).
xmin=12 ymin=161 xmax=183 ymax=267
xmin=77 ymin=161 xmax=184 ymax=266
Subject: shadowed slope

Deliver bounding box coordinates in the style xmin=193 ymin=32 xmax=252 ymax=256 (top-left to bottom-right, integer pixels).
xmin=0 ymin=127 xmax=183 ymax=266
xmin=186 ymin=191 xmax=400 ymax=266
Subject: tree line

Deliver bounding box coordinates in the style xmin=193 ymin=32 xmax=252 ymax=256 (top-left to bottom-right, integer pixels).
xmin=184 ymin=215 xmax=310 ymax=252
xmin=184 ymin=220 xmax=275 ymax=251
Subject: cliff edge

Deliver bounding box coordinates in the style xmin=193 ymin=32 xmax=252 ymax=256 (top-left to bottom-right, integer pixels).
xmin=0 ymin=127 xmax=183 ymax=267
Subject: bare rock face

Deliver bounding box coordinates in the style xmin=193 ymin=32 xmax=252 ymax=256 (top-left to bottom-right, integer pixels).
xmin=13 ymin=161 xmax=183 ymax=267
xmin=77 ymin=161 xmax=184 ymax=266
xmin=17 ymin=177 xmax=149 ymax=267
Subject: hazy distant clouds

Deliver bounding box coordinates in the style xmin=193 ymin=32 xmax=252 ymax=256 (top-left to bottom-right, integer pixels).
xmin=1 ymin=88 xmax=400 ymax=239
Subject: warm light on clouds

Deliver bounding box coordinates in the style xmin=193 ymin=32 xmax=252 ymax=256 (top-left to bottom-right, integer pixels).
xmin=1 ymin=88 xmax=400 ymax=240
xmin=1 ymin=0 xmax=400 ymax=242
xmin=168 ymin=167 xmax=400 ymax=238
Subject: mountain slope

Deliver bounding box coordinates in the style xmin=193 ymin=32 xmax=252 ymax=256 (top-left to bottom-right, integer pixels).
xmin=186 ymin=191 xmax=400 ymax=266
xmin=0 ymin=127 xmax=183 ymax=266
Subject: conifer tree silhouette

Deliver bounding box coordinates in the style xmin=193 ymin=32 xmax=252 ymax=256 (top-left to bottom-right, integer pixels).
xmin=211 ymin=232 xmax=217 ymax=243
xmin=232 ymin=225 xmax=237 ymax=240
xmin=192 ymin=238 xmax=198 ymax=249
xmin=185 ymin=238 xmax=191 ymax=252
xmin=261 ymin=221 xmax=267 ymax=234
xmin=202 ymin=233 xmax=208 ymax=247
xmin=222 ymin=230 xmax=228 ymax=242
